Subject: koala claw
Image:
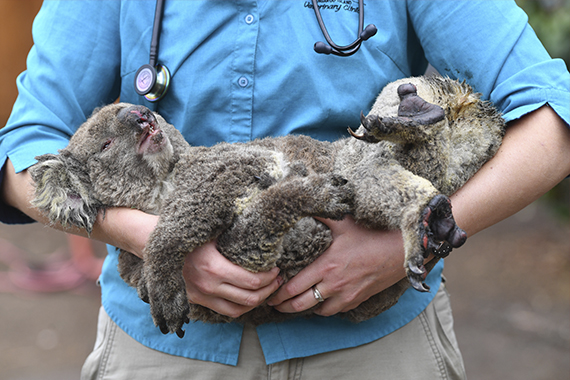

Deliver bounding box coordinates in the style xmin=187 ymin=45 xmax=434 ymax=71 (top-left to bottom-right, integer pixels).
xmin=152 ymin=299 xmax=190 ymax=338
xmin=405 ymin=253 xmax=430 ymax=293
xmin=347 ymin=112 xmax=383 ymax=143
xmin=147 ymin=278 xmax=191 ymax=337
xmin=409 ymin=275 xmax=431 ymax=293
xmin=408 ymin=262 xmax=426 ymax=275
xmin=157 ymin=322 xmax=185 ymax=338
xmin=159 ymin=324 xmax=169 ymax=335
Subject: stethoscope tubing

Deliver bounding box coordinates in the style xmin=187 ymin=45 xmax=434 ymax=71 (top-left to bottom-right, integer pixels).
xmin=311 ymin=0 xmax=365 ymax=52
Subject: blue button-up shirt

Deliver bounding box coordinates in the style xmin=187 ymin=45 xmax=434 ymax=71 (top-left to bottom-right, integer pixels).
xmin=1 ymin=0 xmax=568 ymax=366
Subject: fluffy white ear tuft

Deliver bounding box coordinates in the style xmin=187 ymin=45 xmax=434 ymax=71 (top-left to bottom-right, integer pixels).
xmin=29 ymin=153 xmax=101 ymax=235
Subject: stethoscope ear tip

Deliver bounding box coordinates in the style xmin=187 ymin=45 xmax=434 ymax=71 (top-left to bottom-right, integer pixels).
xmin=314 ymin=41 xmax=333 ymax=55
xmin=361 ymin=24 xmax=377 ymax=41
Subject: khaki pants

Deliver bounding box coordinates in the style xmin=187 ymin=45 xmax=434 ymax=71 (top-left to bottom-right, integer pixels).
xmin=81 ymin=283 xmax=466 ymax=380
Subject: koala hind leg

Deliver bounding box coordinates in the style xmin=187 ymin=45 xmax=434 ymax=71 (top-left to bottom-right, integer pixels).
xmin=140 ymin=234 xmax=192 ymax=338
xmin=349 ymin=163 xmax=465 ymax=293
xmin=140 ymin=190 xmax=238 ymax=337
xmin=217 ymin=173 xmax=352 ymax=273
xmin=404 ymin=194 xmax=467 ymax=292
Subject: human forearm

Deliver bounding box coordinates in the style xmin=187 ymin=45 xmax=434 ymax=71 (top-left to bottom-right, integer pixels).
xmin=1 ymin=159 xmax=155 ymax=258
xmin=450 ymin=106 xmax=570 ymax=236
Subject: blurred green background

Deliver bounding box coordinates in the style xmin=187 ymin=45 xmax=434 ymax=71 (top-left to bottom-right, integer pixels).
xmin=517 ymin=0 xmax=570 ymax=69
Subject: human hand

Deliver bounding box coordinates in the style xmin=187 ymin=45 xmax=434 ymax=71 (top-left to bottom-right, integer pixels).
xmin=267 ymin=216 xmax=407 ymax=316
xmin=97 ymin=208 xmax=283 ymax=318
xmin=182 ymin=241 xmax=283 ymax=318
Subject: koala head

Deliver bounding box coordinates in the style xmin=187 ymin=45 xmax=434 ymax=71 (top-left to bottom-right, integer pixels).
xmin=30 ymin=103 xmax=187 ymax=233
xmin=70 ymin=103 xmax=177 ymax=179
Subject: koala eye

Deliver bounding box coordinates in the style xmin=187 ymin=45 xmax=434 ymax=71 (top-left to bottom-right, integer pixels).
xmin=101 ymin=139 xmax=114 ymax=152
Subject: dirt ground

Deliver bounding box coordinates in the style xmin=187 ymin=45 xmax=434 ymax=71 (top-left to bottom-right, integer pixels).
xmin=0 ymin=198 xmax=568 ymax=380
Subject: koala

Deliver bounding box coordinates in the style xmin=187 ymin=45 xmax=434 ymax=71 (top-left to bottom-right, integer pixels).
xmin=29 ymin=76 xmax=505 ymax=338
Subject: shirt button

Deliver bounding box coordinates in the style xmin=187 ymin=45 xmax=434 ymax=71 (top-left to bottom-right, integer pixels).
xmin=238 ymin=76 xmax=249 ymax=87
xmin=245 ymin=14 xmax=254 ymax=24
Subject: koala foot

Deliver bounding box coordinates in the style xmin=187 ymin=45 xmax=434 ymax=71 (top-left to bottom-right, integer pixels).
xmin=349 ymin=83 xmax=445 ymax=143
xmin=407 ymin=194 xmax=467 ymax=292
xmin=142 ymin=272 xmax=191 ymax=339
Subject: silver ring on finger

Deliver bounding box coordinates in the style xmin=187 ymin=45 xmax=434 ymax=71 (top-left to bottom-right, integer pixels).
xmin=312 ymin=286 xmax=325 ymax=303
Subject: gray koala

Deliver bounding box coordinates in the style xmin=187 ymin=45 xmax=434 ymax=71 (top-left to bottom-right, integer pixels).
xmin=29 ymin=76 xmax=505 ymax=338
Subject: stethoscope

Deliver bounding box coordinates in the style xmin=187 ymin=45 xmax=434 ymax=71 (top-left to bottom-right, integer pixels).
xmin=135 ymin=0 xmax=377 ymax=102
xmin=312 ymin=0 xmax=377 ymax=57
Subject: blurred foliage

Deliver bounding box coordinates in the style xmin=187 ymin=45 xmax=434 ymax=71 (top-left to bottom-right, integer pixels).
xmin=516 ymin=0 xmax=570 ymax=69
xmin=541 ymin=180 xmax=569 ymax=222
xmin=516 ymin=0 xmax=570 ymax=222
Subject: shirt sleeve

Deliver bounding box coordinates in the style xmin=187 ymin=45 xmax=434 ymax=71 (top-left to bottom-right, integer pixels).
xmin=407 ymin=0 xmax=570 ymax=127
xmin=0 ymin=0 xmax=122 ymax=224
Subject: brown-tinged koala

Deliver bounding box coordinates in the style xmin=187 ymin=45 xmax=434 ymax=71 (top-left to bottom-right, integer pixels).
xmin=29 ymin=76 xmax=505 ymax=338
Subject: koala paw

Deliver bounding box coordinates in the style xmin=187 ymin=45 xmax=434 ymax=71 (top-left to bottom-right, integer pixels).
xmin=314 ymin=174 xmax=353 ymax=220
xmin=406 ymin=194 xmax=467 ymax=292
xmin=145 ymin=274 xmax=191 ymax=339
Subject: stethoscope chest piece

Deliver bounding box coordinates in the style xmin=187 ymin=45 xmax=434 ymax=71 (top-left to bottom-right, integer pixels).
xmin=134 ymin=63 xmax=171 ymax=102
xmin=134 ymin=0 xmax=170 ymax=102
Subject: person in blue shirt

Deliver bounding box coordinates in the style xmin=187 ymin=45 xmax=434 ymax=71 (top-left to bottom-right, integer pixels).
xmin=1 ymin=1 xmax=569 ymax=379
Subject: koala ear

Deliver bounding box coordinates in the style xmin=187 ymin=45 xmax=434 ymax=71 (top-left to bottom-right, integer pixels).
xmin=29 ymin=152 xmax=102 ymax=235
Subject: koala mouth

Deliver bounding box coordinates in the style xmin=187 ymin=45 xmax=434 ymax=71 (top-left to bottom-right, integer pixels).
xmin=139 ymin=122 xmax=165 ymax=154
xmin=130 ymin=109 xmax=166 ymax=155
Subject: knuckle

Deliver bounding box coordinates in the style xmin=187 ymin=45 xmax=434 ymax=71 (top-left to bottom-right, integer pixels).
xmin=320 ymin=260 xmax=341 ymax=275
xmin=289 ymin=299 xmax=308 ymax=313
xmin=282 ymin=282 xmax=300 ymax=298
xmin=195 ymin=281 xmax=216 ymax=296
xmin=342 ymin=291 xmax=359 ymax=305
xmin=243 ymin=293 xmax=262 ymax=308
xmin=247 ymin=276 xmax=263 ymax=289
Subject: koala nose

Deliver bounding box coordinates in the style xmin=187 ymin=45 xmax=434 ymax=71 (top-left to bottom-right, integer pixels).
xmin=117 ymin=105 xmax=157 ymax=132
